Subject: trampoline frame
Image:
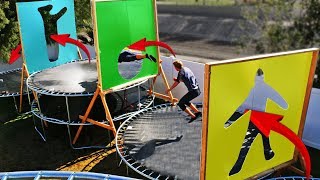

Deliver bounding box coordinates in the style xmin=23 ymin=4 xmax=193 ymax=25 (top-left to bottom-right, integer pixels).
xmin=0 ymin=171 xmax=136 ymax=180
xmin=30 ymin=82 xmax=155 ymax=149
xmin=0 ymin=67 xmax=33 ymax=116
xmin=116 ymin=103 xmax=175 ymax=180
xmin=26 ymin=59 xmax=96 ymax=97
xmin=0 ymin=68 xmax=29 ymax=97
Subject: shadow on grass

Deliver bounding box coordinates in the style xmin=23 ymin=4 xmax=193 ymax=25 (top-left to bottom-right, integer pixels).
xmin=0 ymin=115 xmax=143 ymax=179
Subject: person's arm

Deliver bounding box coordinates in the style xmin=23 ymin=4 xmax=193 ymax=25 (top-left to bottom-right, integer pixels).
xmin=53 ymin=7 xmax=67 ymax=21
xmin=265 ymin=84 xmax=288 ymax=109
xmin=224 ymin=89 xmax=253 ymax=128
xmin=165 ymin=80 xmax=179 ymax=94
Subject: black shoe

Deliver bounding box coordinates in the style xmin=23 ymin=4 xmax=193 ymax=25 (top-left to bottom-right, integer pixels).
xmin=188 ymin=116 xmax=198 ymax=123
xmin=49 ymin=58 xmax=58 ymax=62
xmin=195 ymin=112 xmax=202 ymax=118
xmin=264 ymin=150 xmax=275 ymax=160
xmin=146 ymin=54 xmax=157 ymax=63
xmin=229 ymin=165 xmax=241 ymax=176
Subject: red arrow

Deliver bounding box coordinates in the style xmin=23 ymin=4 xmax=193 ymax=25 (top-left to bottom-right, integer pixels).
xmin=128 ymin=38 xmax=176 ymax=57
xmin=8 ymin=44 xmax=22 ymax=64
xmin=249 ymin=110 xmax=311 ymax=180
xmin=50 ymin=34 xmax=91 ymax=63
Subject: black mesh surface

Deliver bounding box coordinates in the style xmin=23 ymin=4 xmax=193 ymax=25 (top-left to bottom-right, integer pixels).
xmin=122 ymin=105 xmax=202 ymax=180
xmin=29 ymin=60 xmax=98 ymax=94
xmin=28 ymin=59 xmax=150 ymax=94
xmin=0 ymin=69 xmax=27 ymax=96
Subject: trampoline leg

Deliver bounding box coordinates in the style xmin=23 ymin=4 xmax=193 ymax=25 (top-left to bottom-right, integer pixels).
xmin=100 ymin=92 xmax=117 ymax=137
xmin=65 ymin=96 xmax=75 ymax=149
xmin=32 ymin=108 xmax=47 ymax=142
xmin=12 ymin=96 xmax=19 ymax=113
xmin=73 ymin=88 xmax=100 ymax=144
xmin=126 ymin=164 xmax=129 ymax=176
xmin=138 ymin=85 xmax=141 ymax=110
xmin=35 ymin=93 xmax=47 ymax=141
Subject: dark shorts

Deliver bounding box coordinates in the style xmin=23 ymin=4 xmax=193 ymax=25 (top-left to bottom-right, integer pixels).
xmin=118 ymin=51 xmax=137 ymax=63
xmin=177 ymin=88 xmax=201 ymax=110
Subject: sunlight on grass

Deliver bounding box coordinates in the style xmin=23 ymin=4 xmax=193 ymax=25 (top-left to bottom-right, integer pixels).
xmin=3 ymin=112 xmax=32 ymax=125
xmin=56 ymin=141 xmax=116 ymax=172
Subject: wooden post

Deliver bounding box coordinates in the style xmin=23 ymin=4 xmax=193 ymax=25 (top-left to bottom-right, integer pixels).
xmin=73 ymin=87 xmax=100 ymax=144
xmin=100 ymin=91 xmax=116 ymax=137
xmin=73 ymin=86 xmax=117 ymax=145
xmin=200 ymin=64 xmax=210 ymax=180
xmin=19 ymin=64 xmax=26 ymax=113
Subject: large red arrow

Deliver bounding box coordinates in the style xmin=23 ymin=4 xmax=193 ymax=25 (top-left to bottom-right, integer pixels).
xmin=8 ymin=44 xmax=22 ymax=64
xmin=50 ymin=34 xmax=91 ymax=63
xmin=128 ymin=38 xmax=176 ymax=57
xmin=249 ymin=110 xmax=311 ymax=180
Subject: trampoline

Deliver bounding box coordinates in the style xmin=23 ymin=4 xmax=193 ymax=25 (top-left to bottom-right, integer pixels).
xmin=0 ymin=171 xmax=137 ymax=180
xmin=116 ymin=104 xmax=203 ymax=180
xmin=0 ymin=68 xmax=30 ymax=122
xmin=266 ymin=177 xmax=320 ymax=180
xmin=26 ymin=59 xmax=154 ymax=148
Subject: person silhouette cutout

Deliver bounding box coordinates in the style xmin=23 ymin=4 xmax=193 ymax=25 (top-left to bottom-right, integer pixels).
xmin=38 ymin=5 xmax=67 ymax=62
xmin=225 ymin=68 xmax=288 ymax=176
xmin=118 ymin=47 xmax=157 ymax=63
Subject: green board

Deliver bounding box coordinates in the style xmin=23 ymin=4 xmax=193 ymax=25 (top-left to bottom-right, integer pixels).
xmin=95 ymin=0 xmax=159 ymax=91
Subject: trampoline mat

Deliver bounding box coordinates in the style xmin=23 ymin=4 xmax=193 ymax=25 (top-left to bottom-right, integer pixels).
xmin=0 ymin=69 xmax=27 ymax=95
xmin=121 ymin=105 xmax=202 ymax=180
xmin=29 ymin=60 xmax=98 ymax=94
xmin=28 ymin=59 xmax=149 ymax=94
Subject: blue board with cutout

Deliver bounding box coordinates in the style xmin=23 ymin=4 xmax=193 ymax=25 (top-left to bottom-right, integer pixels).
xmin=16 ymin=0 xmax=78 ymax=73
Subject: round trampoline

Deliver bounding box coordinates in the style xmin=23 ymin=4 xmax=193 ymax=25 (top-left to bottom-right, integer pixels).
xmin=26 ymin=59 xmax=154 ymax=147
xmin=116 ymin=104 xmax=203 ymax=180
xmin=0 ymin=171 xmax=137 ymax=180
xmin=0 ymin=68 xmax=30 ymax=122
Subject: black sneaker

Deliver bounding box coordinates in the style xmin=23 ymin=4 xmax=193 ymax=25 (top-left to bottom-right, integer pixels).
xmin=146 ymin=54 xmax=157 ymax=63
xmin=188 ymin=116 xmax=197 ymax=123
xmin=194 ymin=112 xmax=202 ymax=118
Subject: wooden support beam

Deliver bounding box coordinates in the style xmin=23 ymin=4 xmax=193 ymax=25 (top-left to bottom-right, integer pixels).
xmin=73 ymin=87 xmax=100 ymax=144
xmin=147 ymin=90 xmax=178 ymax=103
xmin=79 ymin=115 xmax=113 ymax=131
xmin=73 ymin=86 xmax=117 ymax=145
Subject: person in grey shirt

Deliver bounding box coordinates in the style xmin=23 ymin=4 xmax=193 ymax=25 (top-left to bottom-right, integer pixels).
xmin=166 ymin=60 xmax=201 ymax=122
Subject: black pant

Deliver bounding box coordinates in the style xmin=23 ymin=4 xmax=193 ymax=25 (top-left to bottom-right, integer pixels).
xmin=229 ymin=121 xmax=274 ymax=176
xmin=177 ymin=88 xmax=200 ymax=111
xmin=118 ymin=51 xmax=138 ymax=63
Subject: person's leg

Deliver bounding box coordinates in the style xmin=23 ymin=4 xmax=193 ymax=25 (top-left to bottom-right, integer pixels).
xmin=229 ymin=122 xmax=259 ymax=176
xmin=177 ymin=92 xmax=196 ymax=118
xmin=118 ymin=51 xmax=141 ymax=63
xmin=189 ymin=103 xmax=199 ymax=113
xmin=185 ymin=89 xmax=201 ymax=117
xmin=262 ymin=134 xmax=275 ymax=160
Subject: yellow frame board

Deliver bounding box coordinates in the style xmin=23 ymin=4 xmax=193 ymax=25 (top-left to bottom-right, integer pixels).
xmin=201 ymin=48 xmax=319 ymax=179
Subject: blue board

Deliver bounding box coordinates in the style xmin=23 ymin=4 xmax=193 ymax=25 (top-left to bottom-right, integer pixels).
xmin=17 ymin=0 xmax=78 ymax=73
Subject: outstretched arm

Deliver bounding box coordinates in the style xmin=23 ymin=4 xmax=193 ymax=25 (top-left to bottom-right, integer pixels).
xmin=53 ymin=7 xmax=67 ymax=21
xmin=265 ymin=84 xmax=288 ymax=109
xmin=224 ymin=89 xmax=253 ymax=128
xmin=165 ymin=80 xmax=179 ymax=94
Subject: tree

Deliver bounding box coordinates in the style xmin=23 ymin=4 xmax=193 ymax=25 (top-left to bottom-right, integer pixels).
xmin=0 ymin=0 xmax=91 ymax=63
xmin=0 ymin=1 xmax=20 ymax=63
xmin=241 ymin=0 xmax=320 ymax=87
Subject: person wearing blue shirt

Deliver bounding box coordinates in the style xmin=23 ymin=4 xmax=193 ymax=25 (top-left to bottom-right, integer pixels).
xmin=166 ymin=60 xmax=202 ymax=122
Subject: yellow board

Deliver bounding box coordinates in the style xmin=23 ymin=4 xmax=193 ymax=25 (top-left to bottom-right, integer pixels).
xmin=204 ymin=49 xmax=317 ymax=179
